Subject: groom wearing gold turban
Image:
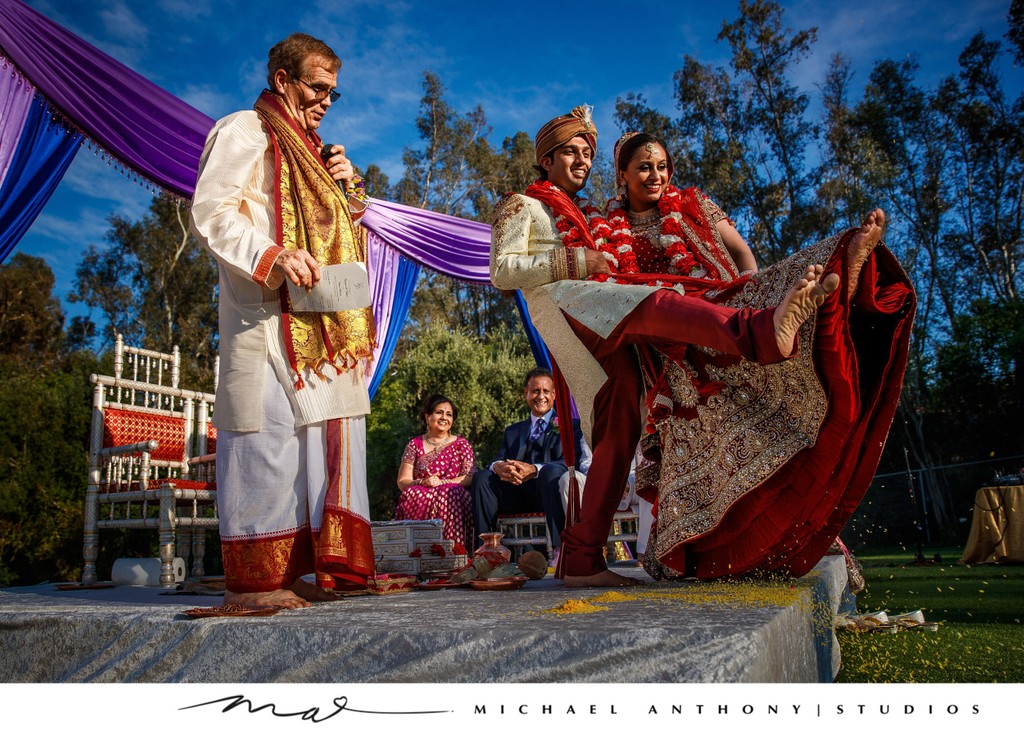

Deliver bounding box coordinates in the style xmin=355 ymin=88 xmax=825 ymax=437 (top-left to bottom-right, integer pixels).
xmin=490 ymin=107 xmax=826 ymax=587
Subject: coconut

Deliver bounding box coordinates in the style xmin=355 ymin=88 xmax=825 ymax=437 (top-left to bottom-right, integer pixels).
xmin=516 ymin=551 xmax=548 ymax=579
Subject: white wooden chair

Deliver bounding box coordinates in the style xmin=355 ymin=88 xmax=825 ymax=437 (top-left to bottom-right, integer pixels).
xmin=81 ymin=336 xmax=218 ymax=587
xmin=608 ymin=510 xmax=640 ymax=562
xmin=498 ymin=512 xmax=553 ymax=562
xmin=497 ymin=510 xmax=641 ymax=564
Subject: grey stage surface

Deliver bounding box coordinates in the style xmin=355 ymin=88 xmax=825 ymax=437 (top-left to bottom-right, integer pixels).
xmin=0 ymin=555 xmax=850 ymax=684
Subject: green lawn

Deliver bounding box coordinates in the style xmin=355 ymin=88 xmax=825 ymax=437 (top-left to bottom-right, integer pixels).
xmin=835 ymin=547 xmax=1024 ymax=682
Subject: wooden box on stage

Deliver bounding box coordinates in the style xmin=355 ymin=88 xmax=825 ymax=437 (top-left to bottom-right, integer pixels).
xmin=371 ymin=519 xmax=443 ymax=550
xmin=371 ymin=520 xmax=468 ymax=577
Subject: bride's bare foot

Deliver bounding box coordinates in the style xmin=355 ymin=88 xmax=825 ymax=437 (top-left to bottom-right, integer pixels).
xmin=289 ymin=577 xmax=346 ymax=602
xmin=774 ymin=264 xmax=840 ymax=357
xmin=223 ymin=588 xmax=311 ymax=609
xmin=848 ymin=208 xmax=885 ymax=295
xmin=563 ymin=569 xmax=644 ymax=588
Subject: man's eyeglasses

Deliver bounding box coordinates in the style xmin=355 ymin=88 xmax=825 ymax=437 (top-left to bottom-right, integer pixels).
xmin=294 ymin=78 xmax=340 ymax=103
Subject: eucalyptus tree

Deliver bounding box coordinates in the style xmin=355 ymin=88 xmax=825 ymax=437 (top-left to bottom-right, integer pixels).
xmin=394 ymin=72 xmax=526 ymax=344
xmin=70 ymin=193 xmax=219 ymax=388
xmin=620 ymin=0 xmax=831 ymax=265
xmin=1009 ymin=0 xmax=1024 ymax=66
xmin=816 ymin=54 xmax=875 ymax=230
xmin=469 ymin=130 xmax=537 ymax=222
xmin=360 ymin=163 xmax=391 ymax=200
xmin=852 ymin=58 xmax=953 ymax=331
xmin=840 ymin=57 xmax=960 ymax=527
xmin=393 ymin=72 xmax=490 ymax=218
xmin=934 ymin=34 xmax=1024 ymax=306
xmin=927 ymin=33 xmax=1024 ymax=495
xmin=715 ymin=0 xmax=831 ymax=255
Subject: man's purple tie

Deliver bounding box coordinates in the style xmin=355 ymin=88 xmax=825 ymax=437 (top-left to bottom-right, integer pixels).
xmin=531 ymin=418 xmax=546 ymax=442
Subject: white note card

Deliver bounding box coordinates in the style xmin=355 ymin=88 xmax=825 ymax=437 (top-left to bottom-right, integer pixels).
xmin=287 ymin=262 xmax=371 ymax=312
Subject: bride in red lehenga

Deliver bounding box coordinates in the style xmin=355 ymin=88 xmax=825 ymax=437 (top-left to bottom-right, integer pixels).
xmin=586 ymin=132 xmax=916 ymax=580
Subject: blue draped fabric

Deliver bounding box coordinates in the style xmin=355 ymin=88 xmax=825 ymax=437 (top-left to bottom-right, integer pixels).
xmin=0 ymin=95 xmax=81 ymax=262
xmin=368 ymin=251 xmax=421 ymax=399
xmin=515 ymin=291 xmax=550 ymax=369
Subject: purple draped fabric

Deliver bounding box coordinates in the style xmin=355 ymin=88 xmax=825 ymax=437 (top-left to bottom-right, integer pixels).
xmin=0 ymin=58 xmax=35 ymax=186
xmin=367 ymin=230 xmax=401 ymax=373
xmin=362 ymin=198 xmax=491 ymax=283
xmin=0 ymin=0 xmax=213 ymax=198
xmin=366 ymin=228 xmax=420 ymax=392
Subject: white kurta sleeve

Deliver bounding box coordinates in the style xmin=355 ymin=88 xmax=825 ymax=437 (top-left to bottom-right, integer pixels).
xmin=189 ymin=112 xmax=284 ymax=286
xmin=490 ymin=194 xmax=587 ymax=291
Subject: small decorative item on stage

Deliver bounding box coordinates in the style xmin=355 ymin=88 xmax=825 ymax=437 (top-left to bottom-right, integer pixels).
xmin=371 ymin=520 xmax=468 ymax=577
xmin=516 ymin=550 xmax=548 ymax=580
xmin=442 ymin=534 xmax=533 ymax=589
xmin=371 ymin=519 xmax=444 ymax=549
xmin=367 ymin=574 xmax=417 ymax=595
xmin=474 ymin=532 xmax=512 ymax=567
xmin=416 ymin=576 xmax=469 ymax=590
xmin=467 ymin=576 xmax=528 ymax=591
xmin=835 ymin=609 xmax=939 ymax=633
xmin=181 ymin=604 xmax=281 ymax=618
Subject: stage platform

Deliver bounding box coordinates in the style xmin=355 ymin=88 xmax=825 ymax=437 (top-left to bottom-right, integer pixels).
xmin=0 ymin=555 xmax=851 ymax=684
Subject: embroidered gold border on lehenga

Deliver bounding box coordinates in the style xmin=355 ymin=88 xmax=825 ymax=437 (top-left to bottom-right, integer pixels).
xmin=650 ymin=235 xmax=842 ymax=563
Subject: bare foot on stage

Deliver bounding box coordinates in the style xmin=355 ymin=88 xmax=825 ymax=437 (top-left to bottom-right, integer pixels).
xmin=563 ymin=569 xmax=645 ymax=588
xmin=774 ymin=264 xmax=841 ymax=357
xmin=223 ymin=588 xmax=311 ymax=609
xmin=289 ymin=577 xmax=346 ymax=602
xmin=848 ymin=208 xmax=885 ymax=296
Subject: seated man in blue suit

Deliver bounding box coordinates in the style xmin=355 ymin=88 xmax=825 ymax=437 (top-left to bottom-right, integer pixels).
xmin=472 ymin=367 xmax=583 ymax=558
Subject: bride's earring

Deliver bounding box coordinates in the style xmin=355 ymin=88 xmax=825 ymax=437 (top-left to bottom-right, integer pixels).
xmin=616 ymin=180 xmax=627 ymax=202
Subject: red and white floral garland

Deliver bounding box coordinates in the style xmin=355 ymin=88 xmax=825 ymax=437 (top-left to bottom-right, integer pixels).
xmin=524 ymin=180 xmax=703 ymax=285
xmin=602 ymin=185 xmax=703 ymax=280
xmin=524 ymin=179 xmax=621 ymax=282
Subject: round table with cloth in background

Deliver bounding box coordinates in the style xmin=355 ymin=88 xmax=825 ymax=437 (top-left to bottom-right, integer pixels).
xmin=960 ymin=485 xmax=1024 ymax=564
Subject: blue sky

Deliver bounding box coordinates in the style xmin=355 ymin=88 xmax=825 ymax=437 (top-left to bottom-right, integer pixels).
xmin=11 ymin=0 xmax=1021 ymax=323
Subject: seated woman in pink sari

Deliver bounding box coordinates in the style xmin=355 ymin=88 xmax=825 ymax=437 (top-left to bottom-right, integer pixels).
xmin=394 ymin=395 xmax=476 ymax=549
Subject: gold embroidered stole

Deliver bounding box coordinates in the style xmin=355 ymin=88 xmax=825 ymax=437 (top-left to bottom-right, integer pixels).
xmin=254 ymin=91 xmax=375 ymax=386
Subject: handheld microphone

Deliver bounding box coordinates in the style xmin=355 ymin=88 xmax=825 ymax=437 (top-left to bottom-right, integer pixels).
xmin=320 ymin=144 xmax=366 ymax=202
xmin=320 ymin=144 xmax=342 ymax=189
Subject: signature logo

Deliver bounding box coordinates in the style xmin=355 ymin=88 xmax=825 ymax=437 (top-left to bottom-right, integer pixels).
xmin=181 ymin=694 xmax=450 ymax=723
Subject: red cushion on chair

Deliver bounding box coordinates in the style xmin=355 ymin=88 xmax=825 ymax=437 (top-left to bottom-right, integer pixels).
xmin=103 ymin=409 xmax=187 ymax=463
xmin=207 ymin=424 xmax=217 ymax=453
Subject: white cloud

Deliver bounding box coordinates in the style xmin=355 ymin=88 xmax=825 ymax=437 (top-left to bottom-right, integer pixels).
xmin=30 ymin=208 xmax=112 ymax=249
xmin=98 ymin=1 xmax=149 ymax=44
xmin=176 ymin=84 xmax=237 ymax=119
